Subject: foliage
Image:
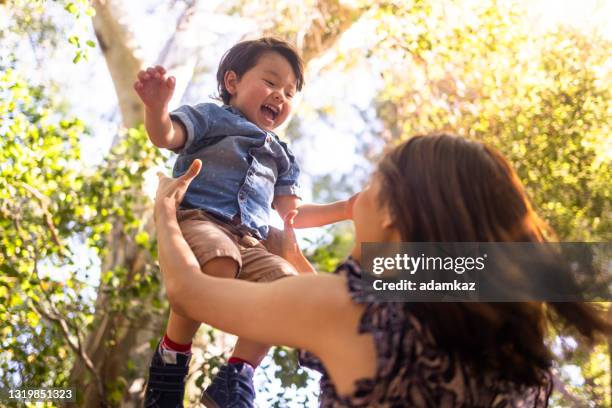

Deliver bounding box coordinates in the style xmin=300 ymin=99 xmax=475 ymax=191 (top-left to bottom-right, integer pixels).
xmin=259 ymin=347 xmax=317 ymax=408
xmin=0 ymin=62 xmax=166 ymax=405
xmin=72 ymin=127 xmax=167 ymax=405
xmin=307 ymin=225 xmax=355 ymax=273
xmin=373 ymin=0 xmax=611 ymax=241
xmin=0 ymin=63 xmax=91 ymax=400
xmin=62 ymin=0 xmax=97 ymax=63
xmin=2 ymin=0 xmax=96 ymax=64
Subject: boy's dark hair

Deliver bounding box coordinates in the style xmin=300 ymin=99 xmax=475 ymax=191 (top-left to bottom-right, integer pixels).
xmin=216 ymin=37 xmax=304 ymax=105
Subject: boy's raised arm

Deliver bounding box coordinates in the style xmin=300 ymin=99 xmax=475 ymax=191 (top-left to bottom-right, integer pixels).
xmin=134 ymin=65 xmax=186 ymax=150
xmin=144 ymin=107 xmax=186 ymax=150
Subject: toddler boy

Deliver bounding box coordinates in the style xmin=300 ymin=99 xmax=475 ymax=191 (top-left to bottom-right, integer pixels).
xmin=135 ymin=38 xmax=354 ymax=408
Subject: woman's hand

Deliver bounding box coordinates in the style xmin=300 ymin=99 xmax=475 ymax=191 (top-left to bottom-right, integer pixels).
xmin=265 ymin=211 xmax=316 ymax=274
xmin=155 ymin=159 xmax=202 ymax=213
xmin=344 ymin=192 xmax=360 ymax=220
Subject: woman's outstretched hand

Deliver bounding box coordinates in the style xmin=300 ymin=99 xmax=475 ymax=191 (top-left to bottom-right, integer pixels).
xmin=155 ymin=159 xmax=202 ymax=212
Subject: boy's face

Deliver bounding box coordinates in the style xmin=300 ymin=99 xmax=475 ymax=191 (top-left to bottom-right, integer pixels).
xmin=225 ymin=52 xmax=297 ymax=131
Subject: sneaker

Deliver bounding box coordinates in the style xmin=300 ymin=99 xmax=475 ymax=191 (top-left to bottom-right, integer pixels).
xmin=144 ymin=342 xmax=191 ymax=408
xmin=200 ymin=362 xmax=255 ymax=408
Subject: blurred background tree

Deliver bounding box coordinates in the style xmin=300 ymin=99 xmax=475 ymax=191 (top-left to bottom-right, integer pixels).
xmin=1 ymin=0 xmax=610 ymax=407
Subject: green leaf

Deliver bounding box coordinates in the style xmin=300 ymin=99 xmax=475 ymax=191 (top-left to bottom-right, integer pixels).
xmin=64 ymin=2 xmax=78 ymax=15
xmin=135 ymin=231 xmax=149 ymax=246
xmin=68 ymin=35 xmax=79 ymax=46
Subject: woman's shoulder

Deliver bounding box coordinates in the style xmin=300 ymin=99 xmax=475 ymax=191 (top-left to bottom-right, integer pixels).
xmin=332 ymin=259 xmax=419 ymax=334
xmin=332 ymin=257 xmax=372 ymax=304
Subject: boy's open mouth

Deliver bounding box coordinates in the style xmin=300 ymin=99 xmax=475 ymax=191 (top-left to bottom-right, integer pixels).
xmin=261 ymin=104 xmax=279 ymax=122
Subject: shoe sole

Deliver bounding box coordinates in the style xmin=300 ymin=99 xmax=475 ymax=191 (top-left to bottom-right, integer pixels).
xmin=200 ymin=392 xmax=220 ymax=408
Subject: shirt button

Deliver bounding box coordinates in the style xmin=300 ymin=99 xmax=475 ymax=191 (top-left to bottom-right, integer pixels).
xmin=239 ymin=192 xmax=246 ymax=200
xmin=266 ymin=135 xmax=272 ymax=143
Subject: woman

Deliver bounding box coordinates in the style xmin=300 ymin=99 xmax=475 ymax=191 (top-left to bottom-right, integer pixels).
xmin=154 ymin=134 xmax=611 ymax=407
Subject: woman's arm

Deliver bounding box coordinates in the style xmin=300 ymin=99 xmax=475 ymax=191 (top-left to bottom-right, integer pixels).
xmin=156 ymin=200 xmax=355 ymax=349
xmin=154 ymin=161 xmax=376 ymax=395
xmin=264 ymin=211 xmax=316 ymax=274
xmin=154 ymin=161 xmax=360 ymax=352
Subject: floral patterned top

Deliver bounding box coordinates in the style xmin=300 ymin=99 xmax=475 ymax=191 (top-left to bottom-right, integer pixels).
xmin=298 ymin=259 xmax=553 ymax=407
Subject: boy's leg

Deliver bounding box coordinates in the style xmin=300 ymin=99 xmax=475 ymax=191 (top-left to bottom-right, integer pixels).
xmin=146 ymin=256 xmax=240 ymax=408
xmin=230 ymin=339 xmax=270 ymax=367
xmin=201 ymin=238 xmax=298 ymax=408
xmin=163 ymin=210 xmax=243 ymax=348
xmin=166 ymin=257 xmax=239 ymax=345
xmin=165 ymin=310 xmax=200 ymax=345
xmin=146 ymin=210 xmax=242 ymax=408
xmin=226 ymin=238 xmax=299 ymax=367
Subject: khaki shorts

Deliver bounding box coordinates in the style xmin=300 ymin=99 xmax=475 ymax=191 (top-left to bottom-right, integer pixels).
xmin=177 ymin=209 xmax=298 ymax=282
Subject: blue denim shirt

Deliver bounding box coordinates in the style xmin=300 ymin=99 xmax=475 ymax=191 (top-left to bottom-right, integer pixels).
xmin=170 ymin=103 xmax=300 ymax=239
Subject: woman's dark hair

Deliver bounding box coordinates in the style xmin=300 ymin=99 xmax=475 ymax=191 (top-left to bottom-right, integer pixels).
xmin=216 ymin=37 xmax=304 ymax=105
xmin=377 ymin=134 xmax=612 ymax=386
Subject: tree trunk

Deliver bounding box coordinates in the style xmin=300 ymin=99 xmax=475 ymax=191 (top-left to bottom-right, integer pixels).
xmin=69 ymin=3 xmax=205 ymax=405
xmin=69 ymin=1 xmax=365 ymax=406
xmin=293 ymin=0 xmax=364 ymax=65
xmin=608 ymin=305 xmax=612 ymax=405
xmin=91 ymin=0 xmax=144 ymax=129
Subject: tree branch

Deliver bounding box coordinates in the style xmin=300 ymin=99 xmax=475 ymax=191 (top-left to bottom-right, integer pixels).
xmin=31 ymin=298 xmax=108 ymax=406
xmin=18 ymin=181 xmax=65 ymax=255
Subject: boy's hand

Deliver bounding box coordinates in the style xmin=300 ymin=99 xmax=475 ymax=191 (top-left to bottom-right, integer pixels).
xmin=134 ymin=65 xmax=175 ymax=113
